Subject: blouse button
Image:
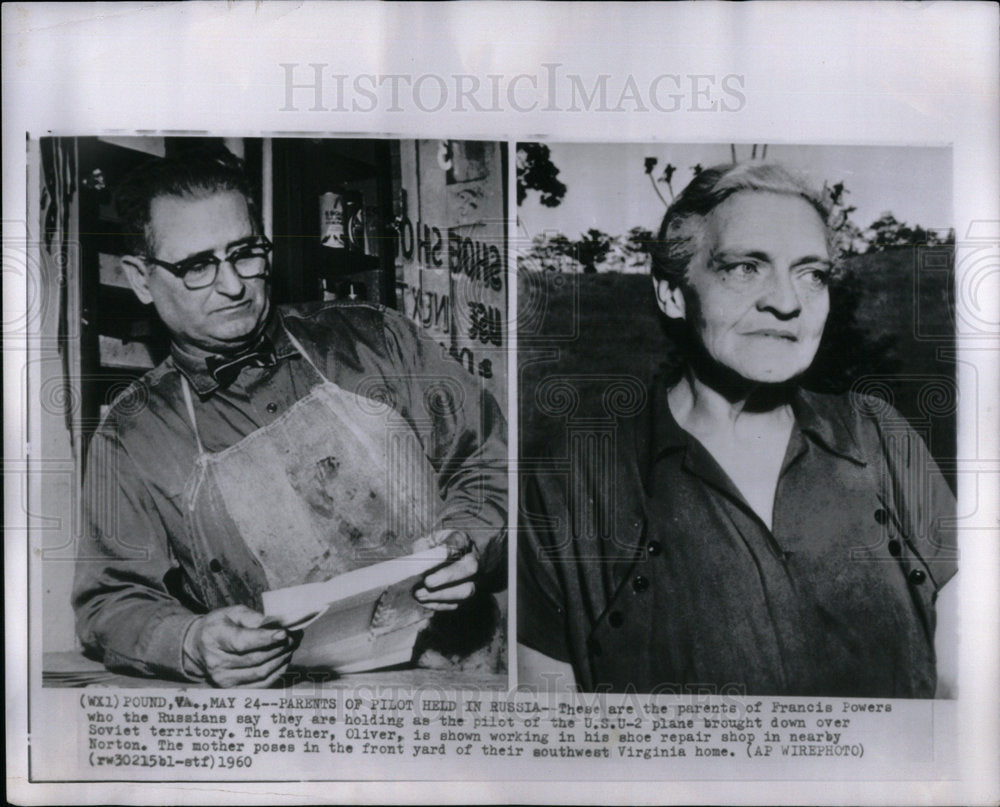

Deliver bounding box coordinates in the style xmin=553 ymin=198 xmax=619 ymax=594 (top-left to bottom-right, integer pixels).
xmin=647 ymin=541 xmax=662 ymax=557
xmin=908 ymin=568 xmax=927 ymax=585
xmin=874 ymin=508 xmax=889 ymax=525
xmin=209 ymin=558 xmax=223 ymax=573
xmin=266 ymin=402 xmax=278 ymax=414
xmin=608 ymin=611 xmax=624 ymax=628
xmin=632 ymin=575 xmax=649 ymax=593
xmin=888 ymin=539 xmax=902 ymax=557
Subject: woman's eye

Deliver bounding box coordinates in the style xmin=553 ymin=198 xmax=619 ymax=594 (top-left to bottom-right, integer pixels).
xmin=723 ymin=261 xmax=759 ymax=277
xmin=800 ymin=267 xmax=831 ymax=288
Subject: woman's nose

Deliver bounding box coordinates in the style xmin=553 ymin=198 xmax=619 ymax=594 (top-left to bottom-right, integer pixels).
xmin=757 ymin=268 xmax=801 ymax=318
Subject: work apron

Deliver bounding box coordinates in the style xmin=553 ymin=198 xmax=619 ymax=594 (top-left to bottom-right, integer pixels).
xmin=178 ymin=328 xmax=504 ymax=673
xmin=179 ymin=328 xmax=439 ymax=611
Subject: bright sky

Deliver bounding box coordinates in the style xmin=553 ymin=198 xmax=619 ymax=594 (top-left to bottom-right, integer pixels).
xmin=516 ymin=143 xmax=953 ymax=242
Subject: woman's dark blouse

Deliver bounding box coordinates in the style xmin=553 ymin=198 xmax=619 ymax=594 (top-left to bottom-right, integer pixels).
xmin=518 ymin=377 xmax=956 ymax=696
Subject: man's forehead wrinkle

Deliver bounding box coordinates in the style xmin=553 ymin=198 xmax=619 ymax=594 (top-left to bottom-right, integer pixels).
xmin=148 ymin=190 xmax=254 ymax=261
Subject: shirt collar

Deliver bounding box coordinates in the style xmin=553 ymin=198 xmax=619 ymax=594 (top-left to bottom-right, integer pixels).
xmin=639 ymin=375 xmax=867 ymax=485
xmin=170 ymin=307 xmax=299 ymax=396
xmin=639 ymin=372 xmax=688 ymax=485
xmin=790 ymin=387 xmax=868 ymax=465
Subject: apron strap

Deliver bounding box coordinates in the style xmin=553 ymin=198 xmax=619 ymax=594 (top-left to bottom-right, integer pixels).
xmin=178 ymin=324 xmax=325 ymax=457
xmin=180 ymin=375 xmax=205 ymax=456
xmin=283 ymin=325 xmax=331 ymax=384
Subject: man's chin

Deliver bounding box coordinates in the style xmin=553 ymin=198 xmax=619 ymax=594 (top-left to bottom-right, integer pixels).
xmin=205 ymin=303 xmax=269 ymax=349
xmin=198 ymin=318 xmax=268 ymax=354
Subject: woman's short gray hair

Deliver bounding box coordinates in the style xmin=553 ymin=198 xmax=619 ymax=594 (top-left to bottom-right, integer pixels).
xmin=650 ymin=162 xmax=838 ymax=286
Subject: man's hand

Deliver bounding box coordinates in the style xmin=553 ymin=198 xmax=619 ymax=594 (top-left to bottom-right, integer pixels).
xmin=413 ymin=530 xmax=479 ymax=611
xmin=185 ymin=605 xmax=293 ymax=688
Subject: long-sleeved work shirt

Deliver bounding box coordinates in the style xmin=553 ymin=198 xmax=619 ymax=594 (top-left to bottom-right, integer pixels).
xmin=74 ymin=301 xmax=507 ymax=681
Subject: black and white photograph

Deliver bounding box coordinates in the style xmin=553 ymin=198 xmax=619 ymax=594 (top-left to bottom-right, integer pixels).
xmin=517 ymin=143 xmax=957 ymax=698
xmin=37 ymin=136 xmax=508 ymax=689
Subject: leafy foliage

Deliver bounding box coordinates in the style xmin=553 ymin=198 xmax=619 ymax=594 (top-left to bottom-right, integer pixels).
xmin=865 ymin=212 xmax=954 ymax=252
xmin=822 ymin=181 xmax=866 ymax=256
xmin=516 ymin=143 xmax=567 ymax=208
xmin=643 ymin=157 xmax=677 ymax=206
xmin=522 ymin=228 xmax=651 ymax=274
xmin=521 ymin=232 xmax=582 ymax=273
xmin=574 ymin=228 xmax=614 ymax=273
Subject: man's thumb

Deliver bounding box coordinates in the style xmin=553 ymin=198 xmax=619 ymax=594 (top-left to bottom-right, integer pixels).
xmin=226 ymin=605 xmax=266 ymax=629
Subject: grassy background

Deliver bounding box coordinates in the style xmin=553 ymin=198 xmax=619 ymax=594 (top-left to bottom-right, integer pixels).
xmin=518 ymin=246 xmax=957 ymax=491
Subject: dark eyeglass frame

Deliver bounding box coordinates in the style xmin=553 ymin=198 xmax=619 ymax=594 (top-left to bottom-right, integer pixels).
xmin=143 ymin=235 xmax=273 ymax=290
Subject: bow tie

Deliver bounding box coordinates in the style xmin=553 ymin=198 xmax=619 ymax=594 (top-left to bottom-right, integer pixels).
xmin=205 ymin=337 xmax=278 ymax=387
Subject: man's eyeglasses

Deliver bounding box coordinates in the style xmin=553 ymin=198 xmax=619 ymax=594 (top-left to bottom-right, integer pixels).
xmin=143 ymin=236 xmax=273 ymax=290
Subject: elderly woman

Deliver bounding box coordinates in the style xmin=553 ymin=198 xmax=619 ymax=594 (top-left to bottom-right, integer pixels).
xmin=518 ymin=162 xmax=957 ymax=697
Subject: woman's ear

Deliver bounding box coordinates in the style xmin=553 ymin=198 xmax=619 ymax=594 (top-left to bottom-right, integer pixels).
xmin=653 ymin=276 xmax=686 ymax=320
xmin=120 ymin=255 xmax=154 ymax=305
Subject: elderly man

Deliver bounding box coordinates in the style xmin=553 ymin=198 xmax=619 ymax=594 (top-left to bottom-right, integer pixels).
xmin=518 ymin=162 xmax=956 ymax=697
xmin=73 ymin=151 xmax=506 ymax=687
